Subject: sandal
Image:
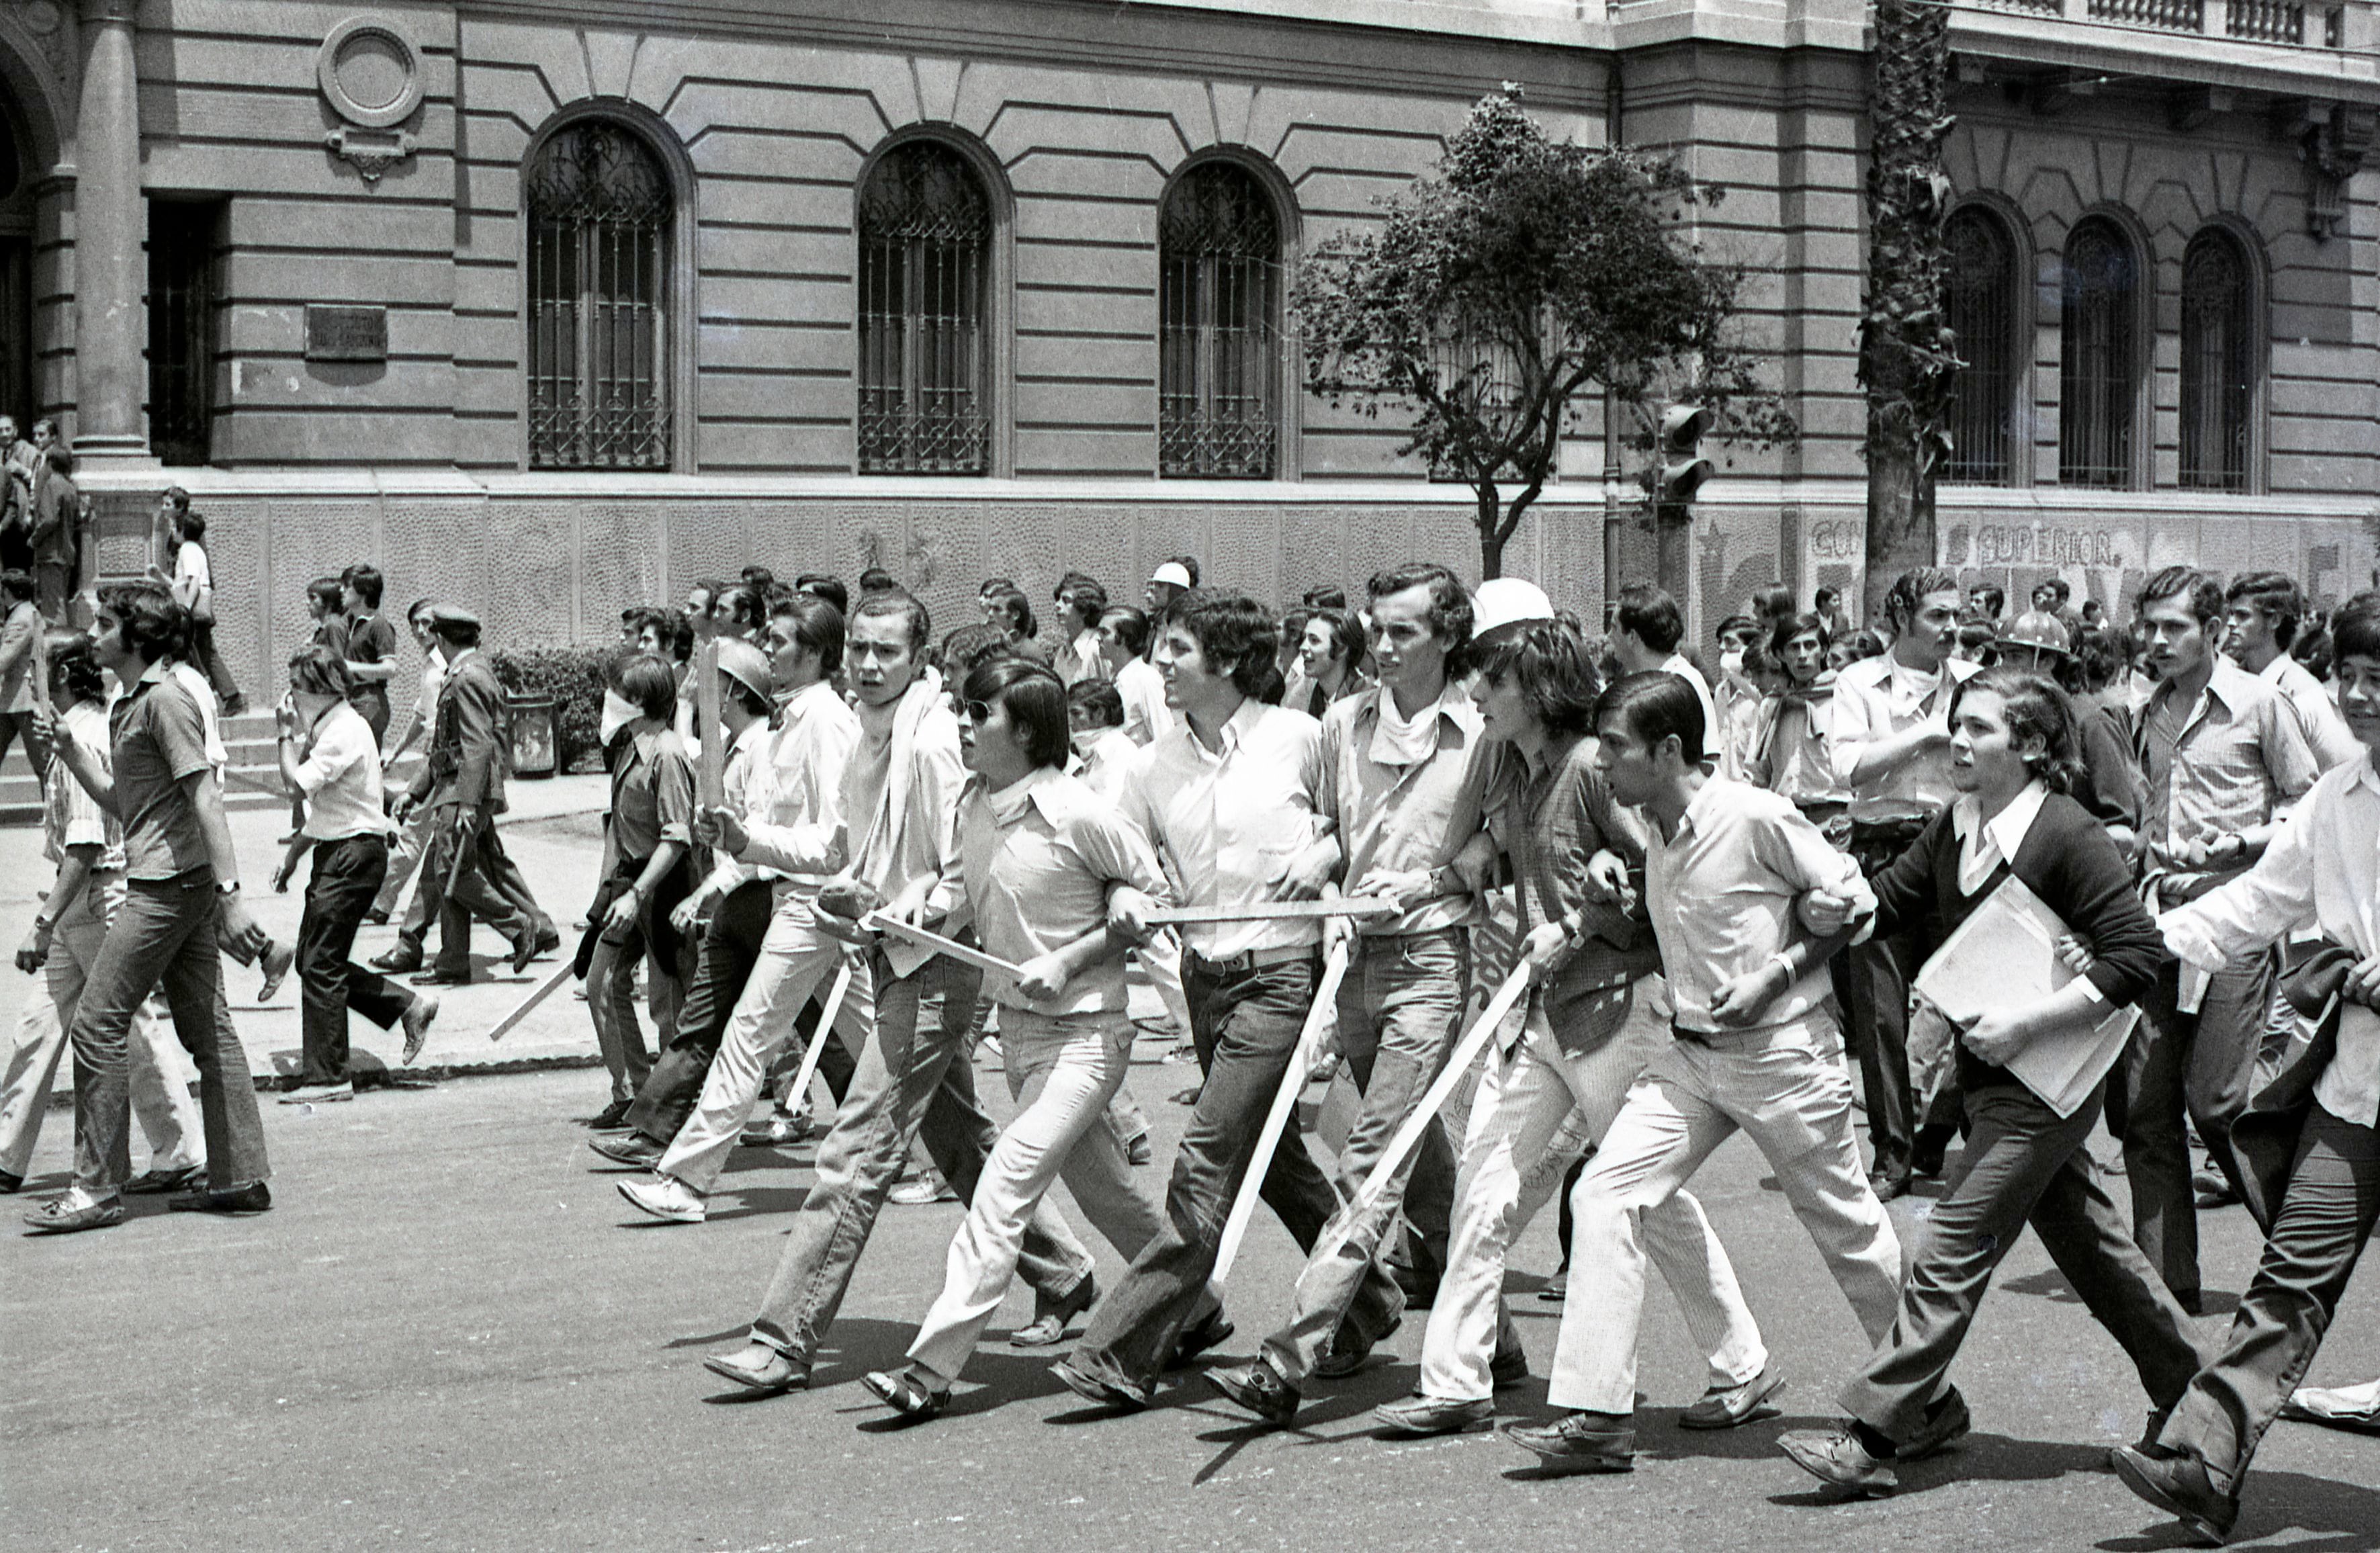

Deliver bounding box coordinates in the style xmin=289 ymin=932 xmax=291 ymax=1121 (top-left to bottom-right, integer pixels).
xmin=861 ymin=1367 xmax=949 ymax=1422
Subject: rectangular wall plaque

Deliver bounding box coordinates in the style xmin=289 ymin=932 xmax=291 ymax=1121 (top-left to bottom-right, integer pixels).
xmin=306 ymin=304 xmax=388 ymax=362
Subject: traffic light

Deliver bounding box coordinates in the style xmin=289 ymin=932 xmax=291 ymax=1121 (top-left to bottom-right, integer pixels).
xmin=1656 ymin=402 xmax=1714 ymax=508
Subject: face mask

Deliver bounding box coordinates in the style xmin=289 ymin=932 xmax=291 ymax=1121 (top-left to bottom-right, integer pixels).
xmin=599 ymin=689 xmax=640 ymax=745
xmin=1720 ymin=649 xmax=1746 ymax=679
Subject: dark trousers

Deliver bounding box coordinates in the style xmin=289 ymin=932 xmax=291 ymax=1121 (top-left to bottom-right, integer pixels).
xmin=2115 ymin=952 xmax=2278 ymax=1302
xmin=0 ymin=708 xmax=48 ymax=779
xmin=396 ymin=815 xmax=552 ymax=963
xmin=1069 ymin=951 xmax=1402 ymax=1396
xmin=625 ymin=880 xmax=776 ymax=1145
xmin=1839 ymin=1079 xmax=2205 ymax=1441
xmin=296 ymin=834 xmax=412 ymax=1085
xmin=189 ymin=619 xmax=241 ymax=710
xmin=2161 ymin=1104 xmax=2380 ymax=1495
xmin=1843 ymin=928 xmax=1924 ymax=1178
xmin=413 ymin=807 xmax=535 ymax=977
xmin=69 ymin=871 xmax=270 ymax=1196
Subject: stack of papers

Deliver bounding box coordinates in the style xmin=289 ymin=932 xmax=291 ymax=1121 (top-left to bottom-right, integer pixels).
xmin=1912 ymin=876 xmax=2140 ymax=1118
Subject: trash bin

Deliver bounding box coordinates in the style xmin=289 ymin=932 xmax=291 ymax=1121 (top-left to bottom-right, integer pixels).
xmin=509 ymin=694 xmax=558 ymax=779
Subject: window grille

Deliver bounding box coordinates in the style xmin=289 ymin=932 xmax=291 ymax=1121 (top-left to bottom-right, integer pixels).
xmin=1159 ymin=165 xmax=1279 ymax=478
xmin=2180 ymin=231 xmax=2253 ymax=491
xmin=148 ymin=201 xmax=221 ymax=468
xmin=2058 ymin=220 xmax=2138 ymax=488
xmin=1943 ymin=208 xmax=2016 ymax=485
xmin=858 ymin=144 xmax=991 ymax=475
xmin=527 ymin=122 xmax=672 ymax=470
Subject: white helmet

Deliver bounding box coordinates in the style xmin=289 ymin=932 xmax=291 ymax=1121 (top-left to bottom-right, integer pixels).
xmin=1470 ymin=578 xmax=1555 ymax=639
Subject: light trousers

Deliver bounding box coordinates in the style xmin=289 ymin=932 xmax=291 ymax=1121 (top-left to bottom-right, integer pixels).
xmin=0 ymin=877 xmax=201 ymax=1179
xmin=1419 ymin=977 xmax=1764 ymax=1405
xmin=657 ymin=885 xmax=874 ymax=1195
xmin=1550 ymin=1009 xmax=1904 ymax=1413
xmin=908 ymin=1008 xmax=1165 ymax=1385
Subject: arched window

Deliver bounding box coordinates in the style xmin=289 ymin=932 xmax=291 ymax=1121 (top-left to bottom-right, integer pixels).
xmin=857 ymin=142 xmax=991 ymax=475
xmin=525 ymin=120 xmax=673 ymax=470
xmin=1159 ymin=163 xmax=1280 ymax=478
xmin=2058 ymin=218 xmax=2140 ymax=488
xmin=1943 ymin=207 xmax=2016 ymax=485
xmin=2180 ymin=229 xmax=2254 ymax=492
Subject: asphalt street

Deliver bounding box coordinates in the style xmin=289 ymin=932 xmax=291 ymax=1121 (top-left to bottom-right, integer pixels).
xmin=3 ymin=784 xmax=2378 ymax=1552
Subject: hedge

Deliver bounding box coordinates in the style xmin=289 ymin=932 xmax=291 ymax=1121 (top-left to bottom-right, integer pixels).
xmin=486 ymin=641 xmax=616 ymax=774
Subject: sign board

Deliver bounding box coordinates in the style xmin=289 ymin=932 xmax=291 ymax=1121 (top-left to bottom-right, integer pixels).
xmin=306 ymin=304 xmax=388 ymax=362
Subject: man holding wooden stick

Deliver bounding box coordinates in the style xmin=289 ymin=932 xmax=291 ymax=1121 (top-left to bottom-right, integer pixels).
xmin=1205 ymin=562 xmax=1495 ymax=1425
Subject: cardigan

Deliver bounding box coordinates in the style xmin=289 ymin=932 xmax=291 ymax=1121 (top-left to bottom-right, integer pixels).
xmin=1865 ymin=787 xmax=2164 ymax=1094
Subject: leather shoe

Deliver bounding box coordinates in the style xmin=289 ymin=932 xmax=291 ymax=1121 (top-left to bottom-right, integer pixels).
xmin=1680 ymin=1362 xmax=1787 ymax=1429
xmin=1503 ymin=1411 xmax=1634 ymax=1474
xmin=1050 ymin=1358 xmax=1149 ymax=1411
xmin=704 ymin=1341 xmax=806 ymax=1395
xmin=1867 ymin=1165 xmax=1911 ymax=1202
xmin=257 ymin=938 xmax=297 ymax=1002
xmin=1900 ymin=1386 xmax=1972 ymax=1460
xmin=369 ymin=948 xmax=421 ymax=975
xmin=509 ymin=932 xmax=538 ymax=976
xmin=0 ymin=1169 xmax=22 ymax=1194
xmin=1011 ymin=1276 xmax=1097 ymax=1348
xmin=122 ymin=1163 xmax=204 ymax=1195
xmin=739 ymin=1113 xmax=813 ymax=1148
xmin=401 ymin=991 xmax=441 ymax=1065
xmin=22 ymin=1194 xmax=124 ymax=1234
xmin=1165 ymin=1306 xmax=1235 ymax=1369
xmin=862 ymin=1367 xmax=949 ymax=1423
xmin=412 ymin=967 xmax=472 ymax=987
xmin=2109 ymin=1444 xmax=2238 ymax=1546
xmin=588 ymin=1134 xmax=662 ymax=1169
xmin=1779 ymin=1425 xmax=1897 ymax=1496
xmin=533 ymin=930 xmax=563 ymax=958
xmin=1374 ymin=1392 xmax=1495 ymax=1436
xmin=363 ymin=907 xmax=391 ymax=926
xmin=169 ymin=1180 xmax=273 ymax=1214
xmin=1314 ymin=1313 xmax=1401 ymax=1380
xmin=2193 ymin=1168 xmax=2242 ymax=1209
xmin=584 ymin=1099 xmax=634 ymax=1131
xmin=1210 ymin=1361 xmax=1300 ymax=1427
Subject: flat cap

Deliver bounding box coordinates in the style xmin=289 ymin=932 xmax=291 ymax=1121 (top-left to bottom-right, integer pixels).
xmin=426 ymin=603 xmax=480 ymax=629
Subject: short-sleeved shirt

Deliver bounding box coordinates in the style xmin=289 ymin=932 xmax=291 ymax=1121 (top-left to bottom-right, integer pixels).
xmin=609 ymin=725 xmax=695 ymax=863
xmin=2141 ymin=655 xmax=2320 ymax=897
xmin=174 ymin=540 xmax=211 ymax=595
xmin=293 ymin=701 xmax=392 ymax=840
xmin=345 ymin=611 xmax=397 ymax=727
xmin=46 ymin=699 xmax=124 ymax=872
xmin=110 ymin=664 xmax=214 ymax=880
xmin=1319 ymin=684 xmax=1492 ymax=937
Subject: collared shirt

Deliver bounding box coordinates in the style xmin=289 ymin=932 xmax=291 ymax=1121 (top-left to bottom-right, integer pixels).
xmin=45 ymin=699 xmax=123 ymax=872
xmin=0 ymin=600 xmax=38 ymax=713
xmin=1115 ymin=699 xmax=1336 ymax=961
xmin=1645 ymin=776 xmax=1874 ymax=1034
xmin=167 ymin=661 xmax=228 ymax=775
xmin=2141 ymin=655 xmax=2320 ymax=889
xmin=1828 ymin=651 xmax=1982 ymax=805
xmin=1321 ymin=683 xmax=1490 ymax=936
xmin=608 ymin=724 xmax=694 ymax=862
xmin=957 ymin=766 xmax=1170 ymax=1014
xmin=1075 ymin=727 xmax=1141 ymax=801
xmin=2162 ymin=754 xmax=2380 ymax=1126
xmin=1749 ymin=688 xmax=1851 ymax=806
xmin=738 ymin=679 xmax=861 ymax=888
xmin=1659 ymin=654 xmax=1721 ymax=758
xmin=109 ymin=662 xmax=214 ymax=881
xmin=699 ymin=715 xmax=775 ymax=897
xmin=293 ymin=701 xmax=393 ymax=841
xmin=2258 ymin=652 xmax=2362 ymax=773
xmin=844 ymin=681 xmax=967 ymax=975
xmin=1060 ymin=629 xmax=1109 ymax=687
xmin=1113 ymin=656 xmax=1173 ymax=746
xmin=1950 ymin=780 xmax=2050 ymax=897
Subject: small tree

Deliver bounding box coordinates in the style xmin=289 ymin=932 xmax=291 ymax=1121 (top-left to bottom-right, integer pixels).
xmin=1292 ymin=87 xmax=1796 ymax=580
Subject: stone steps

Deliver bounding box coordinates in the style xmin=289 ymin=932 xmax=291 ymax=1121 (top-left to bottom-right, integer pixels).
xmin=0 ymin=712 xmax=425 ymax=824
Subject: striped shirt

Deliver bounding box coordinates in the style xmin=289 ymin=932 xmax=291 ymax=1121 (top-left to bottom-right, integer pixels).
xmin=1827 ymin=651 xmax=1982 ymax=806
xmin=45 ymin=700 xmax=124 ymax=871
xmin=2140 ymin=655 xmax=2320 ymax=895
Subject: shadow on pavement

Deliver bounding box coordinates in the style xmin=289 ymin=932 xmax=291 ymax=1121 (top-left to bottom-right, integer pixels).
xmin=2095 ymin=1464 xmax=2380 ymax=1552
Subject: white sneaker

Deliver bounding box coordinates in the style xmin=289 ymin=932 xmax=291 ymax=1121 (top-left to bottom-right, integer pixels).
xmin=617 ymin=1173 xmax=707 ymax=1223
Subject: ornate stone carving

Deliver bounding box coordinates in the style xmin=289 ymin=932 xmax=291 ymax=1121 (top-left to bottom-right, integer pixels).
xmin=318 ymin=15 xmax=423 ymax=183
xmin=324 ymin=126 xmax=416 ymax=183
xmin=2275 ymin=100 xmax=2376 ymax=240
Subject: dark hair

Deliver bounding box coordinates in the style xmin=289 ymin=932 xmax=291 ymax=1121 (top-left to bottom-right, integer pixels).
xmin=1969 ymin=583 xmax=2006 ymax=617
xmin=341 ymin=564 xmax=384 ymax=609
xmin=964 ymin=657 xmax=1070 ymax=769
xmin=1100 ymin=605 xmax=1149 ymax=659
xmin=1847 ymin=628 xmax=1887 ymax=662
xmin=1948 ymin=666 xmax=2086 ymax=797
xmin=691 ymin=577 xmax=729 ymax=609
xmin=1167 ymin=589 xmax=1278 ymax=699
xmin=2138 ymin=566 xmax=2225 ymax=628
xmin=770 ymin=592 xmax=844 ymax=676
xmin=1614 ymin=584 xmax=1684 ymax=654
xmin=740 ymin=565 xmax=775 ymax=590
xmin=1473 ymin=618 xmax=1603 ymax=738
xmin=0 ymin=569 xmax=32 ymax=605
xmin=2034 ymin=576 xmax=2073 ymax=606
xmin=642 ymin=609 xmax=695 ymax=664
xmin=1302 ymin=584 xmax=1348 ymax=610
xmin=98 ymin=580 xmax=187 ymax=665
xmin=288 ymin=643 xmax=357 ymax=699
xmin=938 ymin=623 xmax=1016 ymax=682
xmin=1061 ymin=577 xmax=1109 ymax=633
xmin=851 ymin=588 xmax=932 ymax=655
xmin=42 ymin=444 xmax=69 ymax=477
xmin=1957 ymin=621 xmax=1998 ymax=654
xmin=1885 ymin=568 xmax=1962 ymax=627
xmin=2225 ymin=571 xmax=2305 ymax=650
xmin=1165 ymin=555 xmax=1201 ymax=587
xmin=1815 ymin=585 xmax=1840 ymax=611
xmin=795 ymin=573 xmax=848 ymax=617
xmin=1772 ymin=611 xmax=1833 ymax=656
xmin=607 ymin=651 xmax=678 ymax=723
xmin=46 ymin=632 xmax=103 ymax=705
xmin=986 ymin=585 xmax=1037 ymax=640
xmin=1593 ymin=669 xmax=1706 ymax=763
xmin=2072 ymin=624 xmax=2124 ymax=693
xmin=725 ymin=582 xmax=769 ymax=636
xmin=1303 ymin=607 xmax=1368 ymax=678
xmin=404 ymin=595 xmax=435 ymax=629
xmin=1368 ymin=561 xmax=1474 ymax=674
xmin=2331 ymin=590 xmax=2380 ymax=664
xmin=1054 ymin=570 xmax=1096 ymax=603
xmin=857 ymin=566 xmax=899 ymax=596
xmin=2295 ymin=627 xmax=2336 ymax=681
xmin=177 ymin=509 xmax=208 ymax=543
xmin=1714 ymin=614 xmax=1758 ymax=647
xmin=979 ymin=576 xmax=1016 ymax=598
xmin=1749 ymin=584 xmax=1795 ymax=627
xmin=1067 ymin=678 xmax=1125 ymax=729
xmin=162 ymin=485 xmax=192 ymax=513
xmin=307 ymin=576 xmax=345 ymax=616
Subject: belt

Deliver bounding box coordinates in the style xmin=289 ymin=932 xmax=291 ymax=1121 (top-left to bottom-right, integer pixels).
xmin=1185 ymin=942 xmax=1320 ymax=979
xmin=1356 ymin=924 xmax=1467 ymax=945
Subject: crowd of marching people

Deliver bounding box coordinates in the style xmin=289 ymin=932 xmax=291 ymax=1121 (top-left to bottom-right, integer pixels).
xmin=4 ymin=524 xmax=2377 ymax=1546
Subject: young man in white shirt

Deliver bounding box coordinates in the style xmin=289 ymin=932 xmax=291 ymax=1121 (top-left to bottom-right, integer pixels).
xmin=2221 ymin=572 xmax=2361 ymax=773
xmin=1096 ymin=605 xmax=1173 ymax=747
xmin=1608 ymin=584 xmax=1718 ymax=741
xmin=1504 ymin=671 xmax=1898 ymax=1473
xmin=2113 ymin=590 xmax=2380 ymax=1545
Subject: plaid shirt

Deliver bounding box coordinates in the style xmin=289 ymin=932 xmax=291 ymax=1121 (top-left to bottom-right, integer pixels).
xmin=2140 ymin=655 xmax=2320 ymax=898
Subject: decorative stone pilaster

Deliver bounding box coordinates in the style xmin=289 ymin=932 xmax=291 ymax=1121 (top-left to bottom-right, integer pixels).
xmin=71 ymin=0 xmax=149 ymax=463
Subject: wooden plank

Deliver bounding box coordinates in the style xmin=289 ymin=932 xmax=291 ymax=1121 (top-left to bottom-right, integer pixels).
xmin=1141 ymin=897 xmax=1395 ymax=926
xmin=864 ymin=913 xmax=1028 ymax=980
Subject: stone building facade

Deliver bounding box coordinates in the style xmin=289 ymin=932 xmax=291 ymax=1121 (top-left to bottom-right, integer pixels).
xmin=0 ymin=0 xmax=2371 ymax=691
